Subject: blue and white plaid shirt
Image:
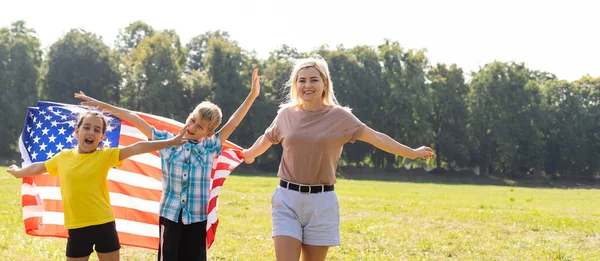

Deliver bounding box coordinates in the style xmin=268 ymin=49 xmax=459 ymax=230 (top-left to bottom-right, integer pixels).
xmin=152 ymin=127 xmax=222 ymax=224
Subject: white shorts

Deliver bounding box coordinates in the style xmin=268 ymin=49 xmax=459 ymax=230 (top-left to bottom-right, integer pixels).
xmin=271 ymin=185 xmax=340 ymax=246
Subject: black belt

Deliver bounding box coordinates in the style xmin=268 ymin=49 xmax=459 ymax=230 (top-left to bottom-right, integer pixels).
xmin=280 ymin=180 xmax=334 ymax=194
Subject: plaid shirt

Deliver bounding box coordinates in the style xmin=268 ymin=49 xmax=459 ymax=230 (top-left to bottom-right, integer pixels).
xmin=152 ymin=127 xmax=222 ymax=224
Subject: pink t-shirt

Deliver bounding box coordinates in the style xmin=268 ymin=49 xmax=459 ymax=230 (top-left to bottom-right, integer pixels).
xmin=265 ymin=105 xmax=366 ymax=185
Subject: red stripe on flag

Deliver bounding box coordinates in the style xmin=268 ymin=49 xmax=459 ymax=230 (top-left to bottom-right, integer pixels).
xmin=211 ymin=177 xmax=226 ymax=189
xmin=137 ymin=114 xmax=181 ymax=133
xmin=25 ymin=199 xmax=64 ymax=212
xmin=119 ymin=160 xmax=163 ymax=181
xmin=111 ymin=206 xmax=160 ymax=225
xmin=206 ymin=219 xmax=219 ymax=250
xmin=107 ymin=181 xmax=162 ymax=202
xmin=118 ymin=135 xmax=159 ymax=157
xmin=22 ymin=195 xmax=42 ymax=207
xmin=215 ymin=162 xmax=235 ymax=173
xmin=117 ymin=231 xmax=159 ymax=250
xmin=24 ymin=222 xmax=68 ymax=238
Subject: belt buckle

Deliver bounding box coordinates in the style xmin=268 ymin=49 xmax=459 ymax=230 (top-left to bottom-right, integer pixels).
xmin=299 ymin=185 xmax=311 ymax=194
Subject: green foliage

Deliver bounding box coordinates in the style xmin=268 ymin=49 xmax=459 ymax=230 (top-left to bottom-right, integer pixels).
xmin=0 ymin=21 xmax=41 ymax=158
xmin=186 ymin=30 xmax=230 ymax=72
xmin=206 ymin=36 xmax=245 ymax=120
xmin=43 ymin=29 xmax=120 ymax=105
xmin=540 ymin=76 xmax=600 ymax=176
xmin=115 ymin=21 xmax=155 ymax=55
xmin=468 ymin=62 xmax=544 ymax=175
xmin=0 ymin=20 xmax=597 ymax=177
xmin=428 ymin=63 xmax=470 ymax=169
xmin=120 ymin=30 xmax=187 ymax=121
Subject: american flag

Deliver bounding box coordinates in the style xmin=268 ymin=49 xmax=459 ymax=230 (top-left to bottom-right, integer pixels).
xmin=18 ymin=101 xmax=243 ymax=250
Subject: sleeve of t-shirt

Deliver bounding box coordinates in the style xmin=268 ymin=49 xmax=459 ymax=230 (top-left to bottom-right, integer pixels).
xmin=44 ymin=151 xmax=62 ymax=177
xmin=342 ymin=108 xmax=366 ymax=143
xmin=107 ymin=148 xmax=124 ymax=168
xmin=264 ymin=112 xmax=282 ymax=144
xmin=151 ymin=126 xmax=175 ymax=158
xmin=202 ymin=132 xmax=222 ymax=155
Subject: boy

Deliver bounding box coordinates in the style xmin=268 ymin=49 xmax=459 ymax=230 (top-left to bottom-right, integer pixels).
xmin=75 ymin=69 xmax=260 ymax=261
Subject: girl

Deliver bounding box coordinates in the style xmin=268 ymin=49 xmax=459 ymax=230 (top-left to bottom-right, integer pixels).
xmin=7 ymin=110 xmax=189 ymax=261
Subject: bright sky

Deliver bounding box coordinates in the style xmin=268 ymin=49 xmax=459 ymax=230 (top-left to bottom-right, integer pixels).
xmin=1 ymin=0 xmax=598 ymax=81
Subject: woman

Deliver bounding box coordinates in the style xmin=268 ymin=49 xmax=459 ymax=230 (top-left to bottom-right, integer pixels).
xmin=242 ymin=56 xmax=434 ymax=261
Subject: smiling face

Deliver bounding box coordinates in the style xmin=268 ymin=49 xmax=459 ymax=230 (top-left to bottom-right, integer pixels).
xmin=74 ymin=113 xmax=106 ymax=154
xmin=184 ymin=112 xmax=214 ymax=141
xmin=184 ymin=101 xmax=222 ymax=141
xmin=296 ymin=67 xmax=327 ymax=104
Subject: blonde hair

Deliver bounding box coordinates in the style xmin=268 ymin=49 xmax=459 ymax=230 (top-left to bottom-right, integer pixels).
xmin=76 ymin=111 xmax=108 ymax=133
xmin=279 ymin=56 xmax=340 ymax=112
xmin=192 ymin=101 xmax=222 ymax=132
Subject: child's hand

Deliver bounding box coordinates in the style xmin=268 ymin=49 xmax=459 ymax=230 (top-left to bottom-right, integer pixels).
xmin=242 ymin=149 xmax=255 ymax=164
xmin=249 ymin=68 xmax=260 ymax=99
xmin=74 ymin=91 xmax=101 ymax=107
xmin=169 ymin=123 xmax=191 ymax=146
xmin=6 ymin=164 xmax=22 ymax=178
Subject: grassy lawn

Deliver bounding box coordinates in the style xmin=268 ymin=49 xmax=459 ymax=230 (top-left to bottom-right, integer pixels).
xmin=1 ymin=165 xmax=600 ymax=260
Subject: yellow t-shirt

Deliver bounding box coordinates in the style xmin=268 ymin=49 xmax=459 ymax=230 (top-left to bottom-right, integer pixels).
xmin=44 ymin=148 xmax=123 ymax=229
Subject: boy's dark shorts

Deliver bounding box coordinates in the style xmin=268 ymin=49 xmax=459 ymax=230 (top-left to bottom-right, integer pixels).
xmin=66 ymin=221 xmax=121 ymax=258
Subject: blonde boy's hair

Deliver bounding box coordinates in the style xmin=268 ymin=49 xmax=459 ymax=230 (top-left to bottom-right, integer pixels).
xmin=193 ymin=101 xmax=223 ymax=132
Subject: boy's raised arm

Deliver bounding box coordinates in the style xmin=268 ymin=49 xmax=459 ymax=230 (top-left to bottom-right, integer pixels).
xmin=218 ymin=69 xmax=261 ymax=144
xmin=75 ymin=91 xmax=153 ymax=139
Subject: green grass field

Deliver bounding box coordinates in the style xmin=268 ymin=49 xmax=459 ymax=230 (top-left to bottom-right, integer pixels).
xmin=1 ymin=165 xmax=600 ymax=260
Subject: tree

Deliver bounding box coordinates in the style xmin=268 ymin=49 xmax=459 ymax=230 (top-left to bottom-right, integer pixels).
xmin=115 ymin=21 xmax=155 ymax=55
xmin=468 ymin=62 xmax=543 ymax=176
xmin=183 ymin=70 xmax=213 ymax=107
xmin=43 ymin=29 xmax=120 ymax=105
xmin=324 ymin=46 xmax=375 ymax=166
xmin=121 ymin=30 xmax=187 ymax=121
xmin=205 ymin=36 xmax=245 ymax=121
xmin=427 ymin=63 xmax=470 ymax=169
xmin=0 ymin=21 xmax=42 ymax=158
xmin=186 ymin=31 xmax=231 ymax=72
xmin=376 ymin=40 xmax=432 ymax=169
xmin=564 ymin=76 xmax=600 ymax=176
xmin=539 ymin=79 xmax=589 ymax=176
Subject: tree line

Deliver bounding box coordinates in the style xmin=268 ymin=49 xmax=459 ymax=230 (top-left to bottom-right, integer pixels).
xmin=1 ymin=20 xmax=598 ymax=178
